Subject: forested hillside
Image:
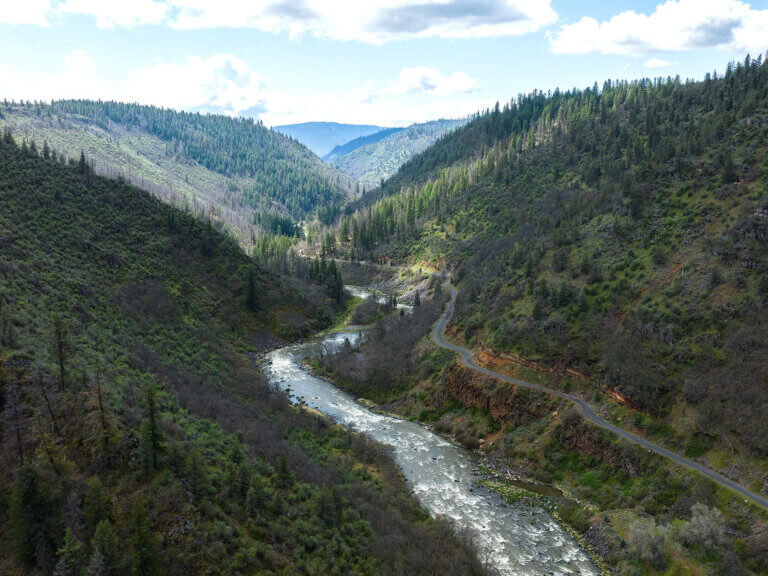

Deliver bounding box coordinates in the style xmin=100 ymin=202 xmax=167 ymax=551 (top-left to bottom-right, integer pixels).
xmin=328 ymin=56 xmax=768 ymax=469
xmin=331 ymin=119 xmax=468 ymax=188
xmin=0 ymin=134 xmax=481 ymax=576
xmin=0 ymin=100 xmax=354 ymax=248
xmin=323 ymin=127 xmax=403 ymax=163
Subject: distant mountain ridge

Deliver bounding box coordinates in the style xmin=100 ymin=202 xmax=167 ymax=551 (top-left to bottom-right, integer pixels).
xmin=330 ymin=118 xmax=468 ymax=188
xmin=323 ymin=127 xmax=404 ymax=162
xmin=274 ymin=121 xmax=385 ymax=157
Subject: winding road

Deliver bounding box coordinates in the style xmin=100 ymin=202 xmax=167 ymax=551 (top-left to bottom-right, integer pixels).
xmin=434 ymin=281 xmax=768 ymax=512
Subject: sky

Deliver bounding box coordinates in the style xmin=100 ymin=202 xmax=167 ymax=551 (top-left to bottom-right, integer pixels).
xmin=1 ymin=0 xmax=767 ymax=127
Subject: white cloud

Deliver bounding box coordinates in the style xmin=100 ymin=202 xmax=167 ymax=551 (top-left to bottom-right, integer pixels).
xmin=167 ymin=0 xmax=557 ymax=43
xmin=0 ymin=0 xmax=52 ymax=26
xmin=1 ymin=49 xmax=103 ymax=101
xmin=49 ymin=49 xmax=103 ymax=99
xmin=123 ymin=54 xmax=267 ymax=114
xmin=262 ymin=66 xmax=485 ymax=126
xmin=1 ymin=0 xmax=557 ymax=43
xmin=57 ymin=0 xmax=168 ymax=28
xmin=394 ymin=67 xmax=478 ymax=95
xmin=550 ymin=0 xmax=768 ymax=56
xmin=63 ymin=49 xmax=95 ymax=75
xmin=348 ymin=67 xmax=477 ymax=107
xmin=1 ymin=50 xmax=485 ymax=126
xmin=260 ymin=88 xmax=491 ymax=127
xmin=644 ymin=57 xmax=673 ymax=68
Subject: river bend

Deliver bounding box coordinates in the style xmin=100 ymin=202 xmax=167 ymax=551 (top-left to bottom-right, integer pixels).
xmin=264 ymin=329 xmax=599 ymax=576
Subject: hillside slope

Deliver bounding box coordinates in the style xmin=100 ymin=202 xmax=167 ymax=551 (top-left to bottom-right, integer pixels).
xmin=323 ymin=127 xmax=403 ymax=163
xmin=331 ymin=56 xmax=768 ymax=474
xmin=273 ymin=121 xmax=384 ymax=157
xmin=0 ymin=101 xmax=355 ymax=247
xmin=331 ymin=118 xmax=468 ymax=188
xmin=0 ymin=135 xmax=481 ymax=576
xmin=316 ymin=56 xmax=768 ymax=575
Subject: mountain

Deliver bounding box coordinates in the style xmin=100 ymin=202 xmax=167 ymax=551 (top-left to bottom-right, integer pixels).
xmin=322 ymin=127 xmax=404 ymax=162
xmin=324 ymin=57 xmax=768 ymax=573
xmin=0 ymin=101 xmax=355 ymax=248
xmin=273 ymin=121 xmax=385 ymax=157
xmin=0 ymin=134 xmax=480 ymax=575
xmin=344 ymin=58 xmax=768 ymax=453
xmin=330 ymin=118 xmax=469 ymax=188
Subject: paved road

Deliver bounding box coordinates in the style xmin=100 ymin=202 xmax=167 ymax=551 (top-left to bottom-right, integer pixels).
xmin=434 ymin=281 xmax=768 ymax=512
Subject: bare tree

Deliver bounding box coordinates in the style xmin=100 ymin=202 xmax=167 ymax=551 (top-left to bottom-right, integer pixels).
xmin=680 ymin=503 xmax=725 ymax=552
xmin=37 ymin=367 xmax=61 ymax=437
xmin=5 ymin=370 xmax=27 ymax=465
xmin=629 ymin=518 xmax=667 ymax=570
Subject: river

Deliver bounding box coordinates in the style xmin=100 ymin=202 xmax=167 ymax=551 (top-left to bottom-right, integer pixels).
xmin=264 ymin=301 xmax=600 ymax=575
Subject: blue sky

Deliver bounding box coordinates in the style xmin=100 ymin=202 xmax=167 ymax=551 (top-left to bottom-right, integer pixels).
xmin=1 ymin=0 xmax=767 ymax=127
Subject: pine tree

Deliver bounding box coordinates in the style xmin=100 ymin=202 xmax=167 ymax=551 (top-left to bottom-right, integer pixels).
xmin=53 ymin=528 xmax=84 ymax=576
xmin=138 ymin=383 xmax=164 ymax=473
xmin=84 ymin=479 xmax=111 ymax=535
xmin=128 ymin=499 xmax=157 ymax=576
xmin=184 ymin=448 xmax=210 ymax=501
xmin=720 ymin=149 xmax=737 ymax=183
xmin=9 ymin=464 xmax=53 ymax=566
xmin=246 ymin=268 xmax=258 ymax=312
xmin=86 ymin=549 xmax=108 ymax=576
xmin=246 ymin=477 xmax=264 ymax=520
xmin=0 ymin=303 xmax=16 ymax=347
xmin=86 ymin=373 xmax=115 ymax=466
xmin=91 ymin=520 xmax=117 ymax=573
xmin=433 ymin=280 xmax=443 ymax=300
xmin=50 ymin=315 xmax=71 ymax=391
xmin=276 ymin=455 xmax=293 ymax=489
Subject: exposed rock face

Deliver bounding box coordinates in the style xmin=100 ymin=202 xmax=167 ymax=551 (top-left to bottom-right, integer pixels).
xmin=444 ymin=364 xmax=644 ymax=477
xmin=444 ymin=364 xmax=556 ymax=426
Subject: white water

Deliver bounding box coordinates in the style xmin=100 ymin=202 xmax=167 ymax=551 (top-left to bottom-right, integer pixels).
xmin=264 ymin=322 xmax=599 ymax=575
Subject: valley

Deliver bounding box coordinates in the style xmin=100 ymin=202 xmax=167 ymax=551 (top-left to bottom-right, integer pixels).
xmin=306 ymin=55 xmax=768 ymax=575
xmin=2 ymin=17 xmax=768 ymax=574
xmin=315 ymin=265 xmax=768 ymax=575
xmin=0 ymin=136 xmax=480 ymax=575
xmin=265 ymin=320 xmax=601 ymax=576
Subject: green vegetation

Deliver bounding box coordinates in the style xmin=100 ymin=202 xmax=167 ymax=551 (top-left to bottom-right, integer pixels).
xmin=319 ymin=55 xmax=768 ymax=574
xmin=324 ymin=127 xmax=404 ymax=162
xmin=0 ymin=100 xmax=354 ymax=248
xmin=328 ymin=55 xmax=768 ymax=459
xmin=323 ymin=284 xmax=768 ymax=574
xmin=316 ymin=285 xmax=445 ymax=404
xmin=0 ymin=135 xmax=481 ymax=575
xmin=331 ymin=119 xmax=468 ymax=188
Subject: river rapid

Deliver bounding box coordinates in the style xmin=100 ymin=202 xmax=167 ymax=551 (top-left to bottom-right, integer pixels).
xmin=264 ymin=293 xmax=599 ymax=576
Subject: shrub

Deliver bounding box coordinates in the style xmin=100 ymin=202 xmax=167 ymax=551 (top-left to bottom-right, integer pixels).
xmin=629 ymin=518 xmax=668 ymax=570
xmin=679 ymin=503 xmax=725 ymax=552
